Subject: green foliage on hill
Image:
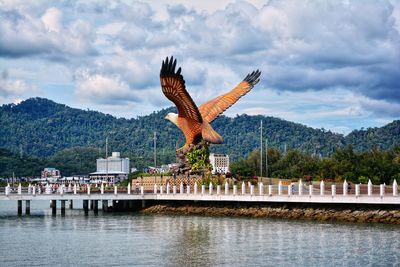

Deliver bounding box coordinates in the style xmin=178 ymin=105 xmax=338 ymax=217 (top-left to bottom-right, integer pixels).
xmin=230 ymin=146 xmax=400 ymax=185
xmin=0 ymin=97 xmax=399 ymax=177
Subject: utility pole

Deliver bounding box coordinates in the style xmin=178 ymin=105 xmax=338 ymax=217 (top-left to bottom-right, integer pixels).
xmin=153 ymin=131 xmax=157 ymax=184
xmin=153 ymin=131 xmax=157 ymax=169
xmin=106 ymin=136 xmax=108 ymax=185
xmin=260 ymin=120 xmax=263 ymax=181
xmin=265 ymin=140 xmax=268 ymax=176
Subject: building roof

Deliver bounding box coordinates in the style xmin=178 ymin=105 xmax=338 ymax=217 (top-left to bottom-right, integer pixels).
xmin=89 ymin=171 xmax=128 ymax=175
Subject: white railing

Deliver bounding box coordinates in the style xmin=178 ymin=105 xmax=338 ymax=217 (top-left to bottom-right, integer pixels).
xmin=2 ymin=180 xmax=399 ymax=200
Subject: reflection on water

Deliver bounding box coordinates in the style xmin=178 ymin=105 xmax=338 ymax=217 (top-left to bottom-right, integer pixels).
xmin=0 ymin=201 xmax=399 ymax=266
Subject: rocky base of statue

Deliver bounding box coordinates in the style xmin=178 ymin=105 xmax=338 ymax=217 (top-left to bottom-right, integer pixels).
xmin=175 ymin=141 xmax=210 ymax=175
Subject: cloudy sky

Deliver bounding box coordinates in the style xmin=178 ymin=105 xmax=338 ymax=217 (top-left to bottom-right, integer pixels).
xmin=1 ymin=0 xmax=399 ymax=134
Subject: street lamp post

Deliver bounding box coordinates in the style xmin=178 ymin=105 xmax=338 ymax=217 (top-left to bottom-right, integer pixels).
xmin=153 ymin=131 xmax=157 ymax=184
xmin=106 ymin=136 xmax=108 ymax=186
xmin=260 ymin=120 xmax=263 ymax=183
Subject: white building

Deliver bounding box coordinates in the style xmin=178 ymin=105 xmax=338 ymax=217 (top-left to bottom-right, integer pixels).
xmin=89 ymin=152 xmax=130 ymax=184
xmin=209 ymin=153 xmax=230 ymax=174
xmin=41 ymin=167 xmax=61 ymax=178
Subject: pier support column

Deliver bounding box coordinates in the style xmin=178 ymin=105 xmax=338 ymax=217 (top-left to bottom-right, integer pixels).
xmin=90 ymin=200 xmax=94 ymax=210
xmin=93 ymin=200 xmax=98 ymax=214
xmin=61 ymin=200 xmax=66 ymax=216
xmin=141 ymin=200 xmax=146 ymax=208
xmin=69 ymin=200 xmax=73 ymax=209
xmin=18 ymin=200 xmax=22 ymax=215
xmin=51 ymin=200 xmax=57 ymax=215
xmin=25 ymin=200 xmax=30 ymax=215
xmin=83 ymin=200 xmax=89 ymax=215
xmin=112 ymin=200 xmax=117 ymax=211
xmin=102 ymin=200 xmax=108 ymax=212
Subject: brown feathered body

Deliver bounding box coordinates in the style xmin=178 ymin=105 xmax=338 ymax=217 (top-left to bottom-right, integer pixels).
xmin=160 ymin=56 xmax=261 ymax=149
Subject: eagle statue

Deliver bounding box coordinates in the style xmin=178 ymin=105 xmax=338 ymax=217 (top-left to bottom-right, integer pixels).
xmin=160 ymin=56 xmax=261 ymax=153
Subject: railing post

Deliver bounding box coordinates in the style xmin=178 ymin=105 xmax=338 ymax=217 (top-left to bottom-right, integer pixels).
xmin=154 ymin=184 xmax=157 ymax=194
xmin=160 ymin=185 xmax=164 ymax=195
xmin=250 ymin=185 xmax=254 ymax=196
xmin=201 ymin=184 xmax=205 ymax=195
xmin=140 ymin=186 xmax=144 ymax=196
xmin=259 ymin=182 xmax=263 ymax=196
xmin=186 ymin=185 xmax=190 ymax=195
xmin=46 ymin=184 xmax=51 ymax=195
xmin=278 ymin=180 xmax=282 ymax=195
xmin=28 ymin=184 xmax=32 ymax=195
xmin=173 ymin=185 xmax=177 ymax=195
xmin=309 ymin=184 xmax=313 ymax=196
xmin=287 ymin=185 xmax=291 ymax=196
xmin=68 ymin=183 xmax=72 ymax=193
xmin=225 ymin=182 xmax=229 ymax=195
xmin=166 ymin=183 xmax=170 ymax=194
xmin=343 ymin=180 xmax=347 ymax=196
xmin=18 ymin=183 xmax=22 ymax=195
xmin=233 ymin=185 xmax=237 ymax=195
xmin=368 ymin=180 xmax=372 ymax=196
xmin=32 ymin=185 xmax=36 ymax=196
xmin=331 ymin=184 xmax=336 ymax=197
xmin=393 ymin=180 xmax=398 ymax=196
xmin=5 ymin=183 xmax=10 ymax=196
xmin=217 ymin=185 xmax=221 ymax=195
xmin=60 ymin=185 xmax=64 ymax=196
xmin=209 ymin=182 xmax=214 ymax=195
xmin=113 ymin=185 xmax=117 ymax=195
xmin=268 ymin=184 xmax=272 ymax=196
xmin=180 ymin=182 xmax=184 ymax=194
xmin=380 ymin=184 xmax=384 ymax=197
xmin=127 ymin=183 xmax=131 ymax=195
xmin=241 ymin=182 xmax=246 ymax=195
xmin=87 ymin=184 xmax=91 ymax=195
xmin=74 ymin=183 xmax=77 ymax=195
xmin=355 ymin=184 xmax=360 ymax=197
xmin=194 ymin=182 xmax=198 ymax=195
xmin=320 ymin=180 xmax=325 ymax=196
xmin=298 ymin=180 xmax=303 ymax=196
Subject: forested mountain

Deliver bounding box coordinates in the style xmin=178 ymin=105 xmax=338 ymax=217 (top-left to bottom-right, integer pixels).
xmin=0 ymin=98 xmax=399 ymax=174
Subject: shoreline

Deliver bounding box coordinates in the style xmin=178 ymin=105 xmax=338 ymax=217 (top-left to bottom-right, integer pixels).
xmin=140 ymin=204 xmax=400 ymax=224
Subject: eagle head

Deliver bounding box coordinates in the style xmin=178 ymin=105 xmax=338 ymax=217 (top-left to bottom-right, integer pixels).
xmin=165 ymin=112 xmax=178 ymax=126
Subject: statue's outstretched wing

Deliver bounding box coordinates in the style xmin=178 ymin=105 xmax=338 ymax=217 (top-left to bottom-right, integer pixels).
xmin=199 ymin=70 xmax=261 ymax=123
xmin=160 ymin=56 xmax=203 ymax=123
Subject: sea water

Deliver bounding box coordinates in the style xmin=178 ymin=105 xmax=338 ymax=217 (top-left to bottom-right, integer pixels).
xmin=0 ymin=201 xmax=398 ymax=266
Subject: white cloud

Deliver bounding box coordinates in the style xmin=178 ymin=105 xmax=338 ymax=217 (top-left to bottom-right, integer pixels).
xmin=0 ymin=5 xmax=96 ymax=58
xmin=41 ymin=7 xmax=63 ymax=33
xmin=0 ymin=0 xmax=399 ymax=133
xmin=0 ymin=69 xmax=40 ymax=101
xmin=75 ymin=72 xmax=139 ymax=104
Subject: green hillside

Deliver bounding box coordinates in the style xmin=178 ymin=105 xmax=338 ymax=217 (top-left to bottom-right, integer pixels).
xmin=0 ymin=97 xmax=399 ymax=176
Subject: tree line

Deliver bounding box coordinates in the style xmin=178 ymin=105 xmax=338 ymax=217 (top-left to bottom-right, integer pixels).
xmin=230 ymin=145 xmax=400 ymax=185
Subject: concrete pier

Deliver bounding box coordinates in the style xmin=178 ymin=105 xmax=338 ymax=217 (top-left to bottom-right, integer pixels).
xmin=51 ymin=200 xmax=57 ymax=215
xmin=18 ymin=200 xmax=22 ymax=215
xmin=93 ymin=200 xmax=98 ymax=214
xmin=61 ymin=200 xmax=66 ymax=216
xmin=25 ymin=200 xmax=30 ymax=215
xmin=102 ymin=200 xmax=108 ymax=212
xmin=69 ymin=200 xmax=73 ymax=209
xmin=83 ymin=200 xmax=89 ymax=215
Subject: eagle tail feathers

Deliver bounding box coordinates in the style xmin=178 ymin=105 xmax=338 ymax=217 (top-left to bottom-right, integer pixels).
xmin=202 ymin=122 xmax=223 ymax=144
